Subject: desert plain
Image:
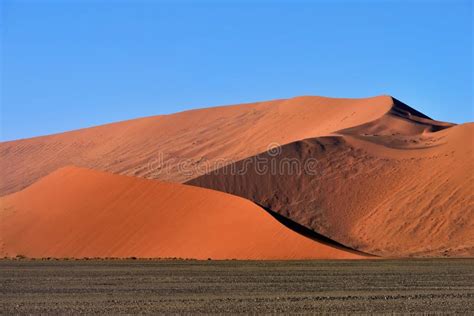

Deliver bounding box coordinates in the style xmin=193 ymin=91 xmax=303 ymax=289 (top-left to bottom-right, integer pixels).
xmin=1 ymin=259 xmax=473 ymax=314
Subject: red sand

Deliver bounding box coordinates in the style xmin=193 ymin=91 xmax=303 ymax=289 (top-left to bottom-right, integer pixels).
xmin=0 ymin=96 xmax=392 ymax=196
xmin=188 ymin=100 xmax=473 ymax=257
xmin=0 ymin=166 xmax=367 ymax=259
xmin=0 ymin=95 xmax=471 ymax=258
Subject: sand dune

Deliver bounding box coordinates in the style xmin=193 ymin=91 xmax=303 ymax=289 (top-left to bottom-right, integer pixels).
xmin=0 ymin=96 xmax=392 ymax=196
xmin=0 ymin=95 xmax=472 ymax=258
xmin=0 ymin=166 xmax=368 ymax=259
xmin=188 ymin=102 xmax=473 ymax=257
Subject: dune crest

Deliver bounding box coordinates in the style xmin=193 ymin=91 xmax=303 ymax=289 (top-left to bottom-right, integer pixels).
xmin=188 ymin=101 xmax=473 ymax=257
xmin=0 ymin=166 xmax=368 ymax=259
xmin=0 ymin=95 xmax=393 ymax=196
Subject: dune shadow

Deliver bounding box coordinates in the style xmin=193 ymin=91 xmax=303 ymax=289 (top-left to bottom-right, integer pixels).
xmin=391 ymin=97 xmax=432 ymax=120
xmin=256 ymin=203 xmax=376 ymax=257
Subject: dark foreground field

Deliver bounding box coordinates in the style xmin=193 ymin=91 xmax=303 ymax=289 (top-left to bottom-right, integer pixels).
xmin=1 ymin=259 xmax=473 ymax=313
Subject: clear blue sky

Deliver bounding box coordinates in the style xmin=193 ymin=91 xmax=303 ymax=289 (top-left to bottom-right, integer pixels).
xmin=1 ymin=0 xmax=472 ymax=141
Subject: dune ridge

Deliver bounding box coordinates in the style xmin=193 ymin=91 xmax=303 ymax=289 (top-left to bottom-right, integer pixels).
xmin=187 ymin=101 xmax=473 ymax=257
xmin=0 ymin=95 xmax=394 ymax=196
xmin=0 ymin=166 xmax=369 ymax=259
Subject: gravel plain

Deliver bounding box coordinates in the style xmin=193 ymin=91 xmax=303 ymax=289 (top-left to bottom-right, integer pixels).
xmin=1 ymin=259 xmax=473 ymax=314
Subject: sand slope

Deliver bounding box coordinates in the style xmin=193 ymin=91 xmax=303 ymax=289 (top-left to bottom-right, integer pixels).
xmin=1 ymin=95 xmax=471 ymax=258
xmin=188 ymin=102 xmax=473 ymax=257
xmin=0 ymin=96 xmax=393 ymax=196
xmin=0 ymin=166 xmax=367 ymax=259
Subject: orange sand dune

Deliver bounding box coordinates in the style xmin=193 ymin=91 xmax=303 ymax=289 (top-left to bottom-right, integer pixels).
xmin=188 ymin=102 xmax=473 ymax=257
xmin=0 ymin=96 xmax=393 ymax=196
xmin=0 ymin=166 xmax=368 ymax=259
xmin=0 ymin=95 xmax=471 ymax=258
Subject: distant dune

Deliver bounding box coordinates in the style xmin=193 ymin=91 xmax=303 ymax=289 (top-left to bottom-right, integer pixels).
xmin=0 ymin=166 xmax=368 ymax=259
xmin=0 ymin=95 xmax=472 ymax=258
xmin=0 ymin=96 xmax=392 ymax=196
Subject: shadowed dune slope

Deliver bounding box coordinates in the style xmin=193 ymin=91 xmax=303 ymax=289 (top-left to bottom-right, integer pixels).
xmin=0 ymin=166 xmax=368 ymax=259
xmin=0 ymin=96 xmax=394 ymax=196
xmin=188 ymin=106 xmax=473 ymax=257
